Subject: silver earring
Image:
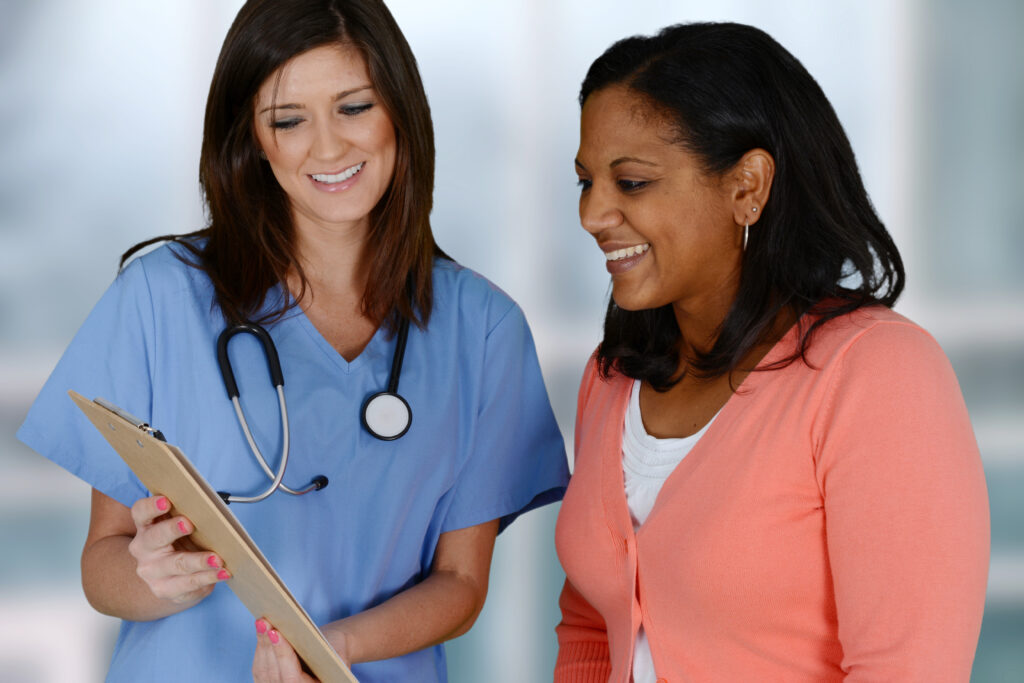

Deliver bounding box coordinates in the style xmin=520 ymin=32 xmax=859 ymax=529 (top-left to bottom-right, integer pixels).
xmin=743 ymin=222 xmax=749 ymax=251
xmin=751 ymin=206 xmax=758 ymax=213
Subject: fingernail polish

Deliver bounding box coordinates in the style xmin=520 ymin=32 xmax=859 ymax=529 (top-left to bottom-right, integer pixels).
xmin=268 ymin=629 xmax=280 ymax=644
xmin=156 ymin=497 xmax=169 ymax=511
xmin=255 ymin=619 xmax=267 ymax=634
xmin=207 ymin=555 xmax=220 ymax=568
xmin=177 ymin=520 xmax=188 ymax=534
xmin=217 ymin=569 xmax=230 ymax=581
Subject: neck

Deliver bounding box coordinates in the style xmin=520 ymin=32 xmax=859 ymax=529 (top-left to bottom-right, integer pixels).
xmin=671 ymin=287 xmax=738 ymax=358
xmin=672 ymin=294 xmax=798 ymax=379
xmin=290 ymin=216 xmax=372 ymax=303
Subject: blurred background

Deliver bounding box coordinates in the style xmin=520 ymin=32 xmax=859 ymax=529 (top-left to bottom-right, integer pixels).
xmin=1 ymin=0 xmax=1020 ymax=680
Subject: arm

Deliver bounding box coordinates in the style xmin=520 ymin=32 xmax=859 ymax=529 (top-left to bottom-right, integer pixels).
xmin=328 ymin=517 xmax=499 ymax=660
xmin=817 ymin=323 xmax=989 ymax=681
xmin=253 ymin=518 xmax=499 ymax=680
xmin=81 ymin=489 xmax=228 ymax=621
xmin=554 ymin=578 xmax=612 ymax=683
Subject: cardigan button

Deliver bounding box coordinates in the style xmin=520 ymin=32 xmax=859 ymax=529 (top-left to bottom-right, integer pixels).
xmin=656 ymin=679 xmax=668 ymax=683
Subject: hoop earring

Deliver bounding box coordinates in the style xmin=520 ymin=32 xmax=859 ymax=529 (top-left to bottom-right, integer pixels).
xmin=743 ymin=222 xmax=749 ymax=251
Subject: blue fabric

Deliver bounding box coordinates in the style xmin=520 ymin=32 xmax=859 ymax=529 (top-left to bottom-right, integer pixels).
xmin=17 ymin=244 xmax=568 ymax=682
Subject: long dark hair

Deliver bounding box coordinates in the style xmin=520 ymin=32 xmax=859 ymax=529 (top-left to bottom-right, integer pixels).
xmin=122 ymin=0 xmax=443 ymax=330
xmin=582 ymin=22 xmax=904 ymax=389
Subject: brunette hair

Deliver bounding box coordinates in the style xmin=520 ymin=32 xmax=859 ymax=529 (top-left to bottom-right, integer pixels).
xmin=581 ymin=22 xmax=904 ymax=389
xmin=122 ymin=0 xmax=442 ymax=329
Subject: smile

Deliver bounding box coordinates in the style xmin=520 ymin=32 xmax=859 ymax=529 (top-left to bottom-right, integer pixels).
xmin=605 ymin=243 xmax=650 ymax=261
xmin=311 ymin=162 xmax=364 ymax=184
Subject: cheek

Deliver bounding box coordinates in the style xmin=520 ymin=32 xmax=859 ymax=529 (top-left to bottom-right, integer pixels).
xmin=372 ymin=135 xmax=398 ymax=186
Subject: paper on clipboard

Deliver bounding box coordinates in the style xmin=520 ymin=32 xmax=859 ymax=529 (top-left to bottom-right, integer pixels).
xmin=69 ymin=390 xmax=357 ymax=683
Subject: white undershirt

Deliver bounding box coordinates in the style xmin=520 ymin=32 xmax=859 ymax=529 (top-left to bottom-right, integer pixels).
xmin=623 ymin=379 xmax=716 ymax=683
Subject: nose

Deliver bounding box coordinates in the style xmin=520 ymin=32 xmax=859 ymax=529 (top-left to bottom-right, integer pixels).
xmin=579 ymin=185 xmax=623 ymax=236
xmin=310 ymin=118 xmax=346 ymax=162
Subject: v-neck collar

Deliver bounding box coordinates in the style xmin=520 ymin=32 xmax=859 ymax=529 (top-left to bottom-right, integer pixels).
xmin=265 ymin=284 xmax=388 ymax=375
xmin=601 ymin=317 xmax=804 ymax=539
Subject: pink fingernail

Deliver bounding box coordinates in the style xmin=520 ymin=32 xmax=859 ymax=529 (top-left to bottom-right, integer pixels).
xmin=156 ymin=497 xmax=169 ymax=511
xmin=217 ymin=569 xmax=230 ymax=580
xmin=255 ymin=619 xmax=268 ymax=634
xmin=268 ymin=629 xmax=280 ymax=644
xmin=177 ymin=520 xmax=188 ymax=534
xmin=207 ymin=555 xmax=220 ymax=568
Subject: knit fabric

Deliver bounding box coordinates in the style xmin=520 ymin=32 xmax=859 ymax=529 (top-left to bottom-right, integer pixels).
xmin=554 ymin=307 xmax=989 ymax=682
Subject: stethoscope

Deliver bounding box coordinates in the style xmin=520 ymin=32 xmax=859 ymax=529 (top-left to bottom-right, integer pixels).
xmin=214 ymin=316 xmax=411 ymax=504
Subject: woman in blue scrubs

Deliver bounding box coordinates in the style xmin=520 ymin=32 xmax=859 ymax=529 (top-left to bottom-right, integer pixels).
xmin=16 ymin=1 xmax=568 ymax=681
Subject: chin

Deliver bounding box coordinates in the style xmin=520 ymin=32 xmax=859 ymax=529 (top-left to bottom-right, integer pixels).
xmin=610 ymin=292 xmax=659 ymax=313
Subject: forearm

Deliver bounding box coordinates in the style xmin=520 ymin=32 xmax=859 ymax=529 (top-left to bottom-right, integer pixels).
xmin=81 ymin=533 xmax=202 ymax=622
xmin=323 ymin=567 xmax=486 ymax=664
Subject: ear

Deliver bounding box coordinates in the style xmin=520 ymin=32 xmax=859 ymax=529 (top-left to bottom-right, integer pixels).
xmin=729 ymin=148 xmax=774 ymax=226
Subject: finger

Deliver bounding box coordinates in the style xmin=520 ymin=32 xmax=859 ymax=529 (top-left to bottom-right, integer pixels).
xmin=143 ymin=564 xmax=228 ymax=602
xmin=130 ymin=495 xmax=172 ymax=528
xmin=253 ymin=619 xmax=281 ymax=682
xmin=144 ymin=549 xmax=229 ymax=580
xmin=269 ymin=628 xmax=314 ymax=682
xmin=130 ymin=515 xmax=198 ymax=556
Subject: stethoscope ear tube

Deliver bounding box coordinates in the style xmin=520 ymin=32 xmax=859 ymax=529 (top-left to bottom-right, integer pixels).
xmin=216 ymin=323 xmax=285 ymax=398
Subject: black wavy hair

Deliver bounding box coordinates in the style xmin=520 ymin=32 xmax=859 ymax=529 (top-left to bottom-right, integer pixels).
xmin=582 ymin=22 xmax=904 ymax=389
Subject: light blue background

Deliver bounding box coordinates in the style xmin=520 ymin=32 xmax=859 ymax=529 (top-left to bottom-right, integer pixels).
xmin=1 ymin=1 xmax=1020 ymax=681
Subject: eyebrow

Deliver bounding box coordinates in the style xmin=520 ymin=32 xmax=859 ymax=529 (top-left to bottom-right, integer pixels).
xmin=258 ymin=85 xmax=373 ymax=115
xmin=575 ymin=156 xmax=659 ymax=172
xmin=611 ymin=156 xmax=658 ymax=168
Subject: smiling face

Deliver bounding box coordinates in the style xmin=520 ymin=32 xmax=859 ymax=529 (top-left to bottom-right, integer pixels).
xmin=576 ymin=85 xmax=744 ymax=322
xmin=253 ymin=43 xmax=397 ymax=241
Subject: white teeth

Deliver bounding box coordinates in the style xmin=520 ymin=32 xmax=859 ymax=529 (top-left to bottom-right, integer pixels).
xmin=605 ymin=243 xmax=650 ymax=261
xmin=312 ymin=162 xmax=364 ymax=184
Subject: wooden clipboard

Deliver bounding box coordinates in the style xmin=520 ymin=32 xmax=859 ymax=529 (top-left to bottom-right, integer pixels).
xmin=69 ymin=390 xmax=357 ymax=683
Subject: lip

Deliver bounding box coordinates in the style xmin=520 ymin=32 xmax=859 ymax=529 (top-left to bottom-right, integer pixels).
xmin=307 ymin=162 xmax=365 ymax=193
xmin=600 ymin=241 xmax=650 ymax=275
xmin=605 ymin=248 xmax=649 ymax=275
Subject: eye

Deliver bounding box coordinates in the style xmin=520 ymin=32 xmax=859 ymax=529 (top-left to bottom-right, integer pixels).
xmin=617 ymin=179 xmax=648 ymax=192
xmin=340 ymin=103 xmax=373 ymax=116
xmin=576 ymin=178 xmax=592 ymax=192
xmin=270 ymin=118 xmax=302 ymax=130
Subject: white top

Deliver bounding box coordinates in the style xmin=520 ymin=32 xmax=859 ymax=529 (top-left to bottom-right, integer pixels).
xmin=623 ymin=379 xmax=715 ymax=683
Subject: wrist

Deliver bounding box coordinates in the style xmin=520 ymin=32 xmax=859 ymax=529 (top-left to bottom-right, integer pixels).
xmin=322 ymin=620 xmax=356 ymax=666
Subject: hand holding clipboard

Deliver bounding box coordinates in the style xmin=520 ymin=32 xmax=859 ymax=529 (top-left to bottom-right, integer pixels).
xmin=70 ymin=391 xmax=357 ymax=683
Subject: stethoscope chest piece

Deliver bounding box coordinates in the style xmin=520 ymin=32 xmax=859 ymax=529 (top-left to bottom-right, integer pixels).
xmin=362 ymin=391 xmax=412 ymax=440
xmin=362 ymin=316 xmax=413 ymax=441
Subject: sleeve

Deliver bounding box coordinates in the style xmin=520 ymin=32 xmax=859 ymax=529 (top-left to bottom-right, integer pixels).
xmin=554 ymin=578 xmax=612 ymax=683
xmin=440 ymin=302 xmax=569 ymax=533
xmin=554 ymin=354 xmax=612 ymax=683
xmin=16 ymin=258 xmax=157 ymax=507
xmin=813 ymin=321 xmax=990 ymax=681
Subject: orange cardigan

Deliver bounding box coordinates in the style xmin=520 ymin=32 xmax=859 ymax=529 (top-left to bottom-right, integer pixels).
xmin=554 ymin=308 xmax=989 ymax=682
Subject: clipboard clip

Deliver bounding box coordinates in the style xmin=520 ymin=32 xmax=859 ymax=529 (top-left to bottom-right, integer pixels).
xmin=95 ymin=397 xmax=167 ymax=443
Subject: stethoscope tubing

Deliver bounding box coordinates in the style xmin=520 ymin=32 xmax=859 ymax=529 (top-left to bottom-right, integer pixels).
xmin=216 ymin=323 xmax=325 ymax=504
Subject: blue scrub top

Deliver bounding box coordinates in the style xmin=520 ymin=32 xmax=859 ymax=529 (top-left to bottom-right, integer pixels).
xmin=18 ymin=244 xmax=569 ymax=682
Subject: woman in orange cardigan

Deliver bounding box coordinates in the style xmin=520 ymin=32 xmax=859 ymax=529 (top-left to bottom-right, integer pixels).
xmin=556 ymin=22 xmax=989 ymax=683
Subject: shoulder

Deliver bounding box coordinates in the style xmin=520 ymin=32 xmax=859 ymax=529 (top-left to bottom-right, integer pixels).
xmin=575 ymin=350 xmax=629 ymax=424
xmin=803 ymin=307 xmax=964 ymax=431
xmin=431 ymin=258 xmax=521 ymax=335
xmin=117 ymin=240 xmax=212 ymax=301
xmin=805 ymin=306 xmax=950 ymax=374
